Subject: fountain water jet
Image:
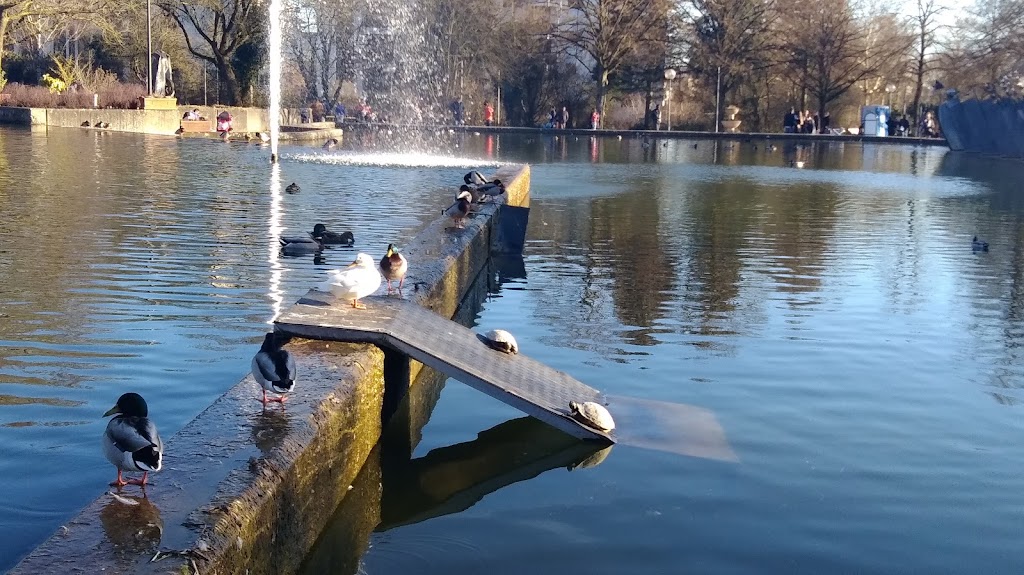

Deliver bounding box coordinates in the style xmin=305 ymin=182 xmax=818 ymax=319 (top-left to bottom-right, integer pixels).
xmin=268 ymin=0 xmax=282 ymax=162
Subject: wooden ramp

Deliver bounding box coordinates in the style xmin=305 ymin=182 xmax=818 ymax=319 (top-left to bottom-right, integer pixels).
xmin=275 ymin=290 xmax=613 ymax=443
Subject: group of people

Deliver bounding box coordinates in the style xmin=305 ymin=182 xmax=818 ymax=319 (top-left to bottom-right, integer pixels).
xmin=546 ymin=106 xmax=570 ymax=129
xmin=449 ymin=98 xmax=496 ymax=126
xmin=783 ymin=107 xmax=831 ymax=134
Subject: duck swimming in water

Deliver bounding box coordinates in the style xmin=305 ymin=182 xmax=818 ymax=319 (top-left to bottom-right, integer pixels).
xmin=972 ymin=236 xmax=989 ymax=252
xmin=323 ymin=138 xmax=339 ymax=151
xmin=380 ymin=243 xmax=408 ymax=295
xmin=325 ymin=253 xmax=382 ymax=308
xmin=251 ymin=333 xmax=296 ymax=404
xmin=103 ymin=393 xmax=163 ymax=488
xmin=279 ymin=235 xmax=323 ymax=255
xmin=312 ymin=223 xmax=354 ymax=246
xmin=285 ymin=182 xmax=300 ymax=194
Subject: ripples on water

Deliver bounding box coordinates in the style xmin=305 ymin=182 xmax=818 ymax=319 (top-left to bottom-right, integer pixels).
xmin=3 ymin=128 xmax=1024 ymax=574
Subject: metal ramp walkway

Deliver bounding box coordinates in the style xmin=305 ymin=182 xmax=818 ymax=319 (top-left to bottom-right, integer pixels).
xmin=274 ymin=290 xmax=614 ymax=443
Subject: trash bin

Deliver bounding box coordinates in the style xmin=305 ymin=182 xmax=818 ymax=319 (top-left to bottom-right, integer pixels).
xmin=862 ymin=105 xmax=891 ymax=137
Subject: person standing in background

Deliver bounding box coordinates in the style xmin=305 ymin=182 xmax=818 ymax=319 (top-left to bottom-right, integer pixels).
xmin=591 ymin=109 xmax=600 ymax=129
xmin=484 ymin=101 xmax=494 ymax=126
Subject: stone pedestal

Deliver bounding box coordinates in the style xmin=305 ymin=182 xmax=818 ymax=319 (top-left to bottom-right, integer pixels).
xmin=143 ymin=96 xmax=177 ymax=110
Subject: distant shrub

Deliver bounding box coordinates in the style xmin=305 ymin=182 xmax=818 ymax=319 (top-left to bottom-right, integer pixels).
xmin=0 ymin=82 xmax=149 ymax=109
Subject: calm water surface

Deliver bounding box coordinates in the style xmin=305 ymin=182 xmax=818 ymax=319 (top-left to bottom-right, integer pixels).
xmin=2 ymin=128 xmax=1024 ymax=573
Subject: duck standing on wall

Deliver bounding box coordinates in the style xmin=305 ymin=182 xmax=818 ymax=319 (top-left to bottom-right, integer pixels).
xmin=380 ymin=243 xmax=408 ymax=295
xmin=323 ymin=138 xmax=339 ymax=151
xmin=312 ymin=223 xmax=354 ymax=246
xmin=103 ymin=393 xmax=163 ymax=488
xmin=476 ymin=179 xmax=506 ymax=203
xmin=443 ymin=190 xmax=473 ymax=229
xmin=251 ymin=332 xmax=296 ymax=405
xmin=464 ymin=170 xmax=490 ymax=186
xmin=325 ymin=253 xmax=382 ymax=309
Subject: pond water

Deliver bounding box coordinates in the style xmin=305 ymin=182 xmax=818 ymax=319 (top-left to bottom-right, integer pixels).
xmin=2 ymin=128 xmax=1023 ymax=574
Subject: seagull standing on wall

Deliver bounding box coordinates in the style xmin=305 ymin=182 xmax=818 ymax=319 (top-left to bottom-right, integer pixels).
xmin=325 ymin=253 xmax=382 ymax=308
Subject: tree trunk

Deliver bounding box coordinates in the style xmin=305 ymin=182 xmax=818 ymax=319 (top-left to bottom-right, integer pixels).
xmin=910 ymin=35 xmax=925 ymax=130
xmin=0 ymin=13 xmax=9 ymax=77
xmin=217 ymin=59 xmax=242 ymax=106
xmin=595 ymin=67 xmax=608 ymax=126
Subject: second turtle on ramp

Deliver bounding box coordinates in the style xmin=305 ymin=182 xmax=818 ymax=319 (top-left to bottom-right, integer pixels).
xmin=569 ymin=401 xmax=615 ymax=432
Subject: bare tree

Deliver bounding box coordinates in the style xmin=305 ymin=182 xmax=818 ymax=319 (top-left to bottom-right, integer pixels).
xmin=909 ymin=0 xmax=945 ymax=123
xmin=0 ymin=0 xmax=125 ymax=78
xmin=549 ymin=0 xmax=669 ymax=119
xmin=283 ymin=0 xmax=358 ymax=104
xmin=778 ymin=0 xmax=911 ymax=118
xmin=945 ymin=0 xmax=1024 ymax=98
xmin=157 ymin=0 xmax=262 ymax=105
xmin=676 ymin=0 xmax=778 ymax=120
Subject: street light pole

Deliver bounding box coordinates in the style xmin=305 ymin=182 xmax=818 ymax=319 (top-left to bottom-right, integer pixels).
xmin=715 ymin=66 xmax=721 ymax=133
xmin=664 ymin=68 xmax=676 ymax=131
xmin=147 ymin=0 xmax=152 ymax=95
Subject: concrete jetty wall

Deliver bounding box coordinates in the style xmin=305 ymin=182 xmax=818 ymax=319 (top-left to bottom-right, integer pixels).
xmin=10 ymin=165 xmax=531 ymax=575
xmin=939 ymin=97 xmax=1024 ymax=158
xmin=0 ymin=105 xmax=270 ymax=135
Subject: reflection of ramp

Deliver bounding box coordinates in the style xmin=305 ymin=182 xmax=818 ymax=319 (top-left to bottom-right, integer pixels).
xmin=276 ymin=293 xmax=612 ymax=442
xmin=377 ymin=417 xmax=604 ymax=531
xmin=607 ymin=395 xmax=738 ymax=462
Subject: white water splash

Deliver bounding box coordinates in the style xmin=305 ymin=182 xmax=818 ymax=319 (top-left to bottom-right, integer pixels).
xmin=267 ymin=162 xmax=285 ymax=322
xmin=268 ymin=0 xmax=282 ymax=160
xmin=284 ymin=152 xmax=512 ymax=169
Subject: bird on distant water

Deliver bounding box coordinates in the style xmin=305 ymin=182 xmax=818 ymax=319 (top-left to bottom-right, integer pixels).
xmin=279 ymin=234 xmax=323 ymax=255
xmin=323 ymin=138 xmax=339 ymax=151
xmin=443 ymin=190 xmax=473 ymax=229
xmin=286 ymin=182 xmax=300 ymax=194
xmin=380 ymin=243 xmax=408 ymax=295
xmin=81 ymin=121 xmax=91 ymax=127
xmin=312 ymin=223 xmax=354 ymax=246
xmin=251 ymin=332 xmax=296 ymax=405
xmin=103 ymin=393 xmax=163 ymax=488
xmin=476 ymin=179 xmax=506 ymax=202
xmin=972 ymin=236 xmax=989 ymax=252
xmin=325 ymin=253 xmax=382 ymax=308
xmin=464 ymin=170 xmax=490 ymax=186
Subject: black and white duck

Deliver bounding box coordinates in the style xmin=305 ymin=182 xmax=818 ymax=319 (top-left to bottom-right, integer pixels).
xmin=251 ymin=333 xmax=296 ymax=405
xmin=102 ymin=393 xmax=163 ymax=488
xmin=312 ymin=223 xmax=354 ymax=246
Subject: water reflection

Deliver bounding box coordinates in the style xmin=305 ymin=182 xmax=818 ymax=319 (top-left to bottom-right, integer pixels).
xmin=98 ymin=493 xmax=163 ymax=559
xmin=378 ymin=417 xmax=606 ymax=531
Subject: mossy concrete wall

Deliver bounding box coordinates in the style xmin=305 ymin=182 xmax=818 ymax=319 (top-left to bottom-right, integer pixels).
xmin=10 ymin=164 xmax=531 ymax=575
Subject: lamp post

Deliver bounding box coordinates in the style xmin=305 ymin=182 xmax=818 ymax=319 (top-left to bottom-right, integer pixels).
xmin=146 ymin=0 xmax=152 ymax=95
xmin=664 ymin=68 xmax=677 ymax=131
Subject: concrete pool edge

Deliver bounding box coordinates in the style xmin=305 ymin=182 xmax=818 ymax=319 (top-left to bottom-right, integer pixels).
xmin=9 ymin=164 xmax=531 ymax=575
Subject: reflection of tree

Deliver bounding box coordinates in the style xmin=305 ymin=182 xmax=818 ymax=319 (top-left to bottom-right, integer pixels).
xmin=687 ymin=181 xmax=750 ymax=331
xmin=757 ymin=183 xmax=839 ymax=296
xmin=589 ymin=188 xmax=675 ymax=346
